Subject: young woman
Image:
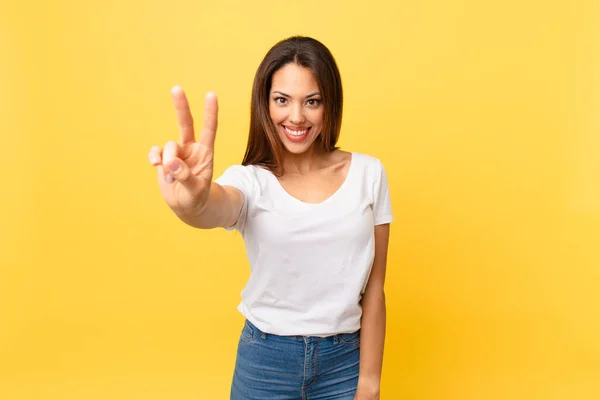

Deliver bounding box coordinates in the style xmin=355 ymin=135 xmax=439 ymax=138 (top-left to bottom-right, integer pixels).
xmin=148 ymin=36 xmax=393 ymax=400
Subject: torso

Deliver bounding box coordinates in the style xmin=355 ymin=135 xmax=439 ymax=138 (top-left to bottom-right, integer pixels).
xmin=275 ymin=150 xmax=352 ymax=204
xmin=214 ymin=151 xmax=394 ymax=336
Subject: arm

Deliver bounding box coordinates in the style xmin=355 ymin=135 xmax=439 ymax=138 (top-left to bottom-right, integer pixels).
xmin=175 ymin=182 xmax=244 ymax=230
xmin=356 ymin=223 xmax=391 ymax=399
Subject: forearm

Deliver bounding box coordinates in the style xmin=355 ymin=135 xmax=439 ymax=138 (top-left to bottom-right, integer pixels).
xmin=358 ymin=289 xmax=386 ymax=395
xmin=176 ymin=182 xmax=241 ymax=229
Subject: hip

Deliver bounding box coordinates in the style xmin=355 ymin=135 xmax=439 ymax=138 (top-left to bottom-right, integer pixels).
xmin=231 ymin=319 xmax=360 ymax=400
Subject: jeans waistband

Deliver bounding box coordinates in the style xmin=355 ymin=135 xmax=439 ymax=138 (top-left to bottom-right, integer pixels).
xmin=244 ymin=319 xmax=359 ymax=344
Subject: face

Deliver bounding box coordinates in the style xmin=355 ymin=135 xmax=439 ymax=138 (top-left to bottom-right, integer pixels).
xmin=269 ymin=63 xmax=324 ymax=155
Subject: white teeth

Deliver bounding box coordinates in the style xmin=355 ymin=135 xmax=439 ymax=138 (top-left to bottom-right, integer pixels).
xmin=284 ymin=126 xmax=308 ymax=136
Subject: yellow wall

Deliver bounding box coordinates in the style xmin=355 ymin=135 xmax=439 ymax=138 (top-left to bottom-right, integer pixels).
xmin=1 ymin=0 xmax=599 ymax=398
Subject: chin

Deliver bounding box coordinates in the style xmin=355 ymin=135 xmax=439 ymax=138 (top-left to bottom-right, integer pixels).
xmin=283 ymin=145 xmax=312 ymax=154
xmin=279 ymin=135 xmax=319 ymax=154
xmin=278 ymin=125 xmax=321 ymax=154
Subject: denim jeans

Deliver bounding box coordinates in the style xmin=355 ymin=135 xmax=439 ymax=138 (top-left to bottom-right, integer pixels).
xmin=231 ymin=319 xmax=360 ymax=400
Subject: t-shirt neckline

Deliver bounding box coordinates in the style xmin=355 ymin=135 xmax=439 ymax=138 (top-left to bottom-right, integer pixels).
xmin=261 ymin=152 xmax=356 ymax=207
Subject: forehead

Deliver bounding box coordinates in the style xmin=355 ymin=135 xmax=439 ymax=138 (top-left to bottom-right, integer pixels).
xmin=271 ymin=63 xmax=319 ymax=93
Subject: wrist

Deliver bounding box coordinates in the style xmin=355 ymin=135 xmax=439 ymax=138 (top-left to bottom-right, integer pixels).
xmin=357 ymin=375 xmax=381 ymax=395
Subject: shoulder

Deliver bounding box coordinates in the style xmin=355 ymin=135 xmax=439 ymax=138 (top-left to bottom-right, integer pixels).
xmin=215 ymin=164 xmax=262 ymax=194
xmin=349 ymin=152 xmax=386 ymax=173
xmin=218 ymin=164 xmax=261 ymax=178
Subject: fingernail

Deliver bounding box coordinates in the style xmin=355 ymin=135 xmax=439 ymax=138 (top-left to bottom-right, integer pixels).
xmin=166 ymin=173 xmax=174 ymax=183
xmin=149 ymin=154 xmax=159 ymax=165
xmin=168 ymin=161 xmax=180 ymax=173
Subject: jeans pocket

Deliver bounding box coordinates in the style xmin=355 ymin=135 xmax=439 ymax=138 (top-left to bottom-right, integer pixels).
xmin=240 ymin=320 xmax=259 ymax=342
xmin=338 ymin=330 xmax=360 ymax=345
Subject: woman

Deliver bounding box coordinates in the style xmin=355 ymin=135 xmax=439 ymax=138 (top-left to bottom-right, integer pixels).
xmin=148 ymin=36 xmax=393 ymax=400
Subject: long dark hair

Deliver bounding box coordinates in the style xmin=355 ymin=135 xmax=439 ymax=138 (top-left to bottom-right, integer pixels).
xmin=241 ymin=36 xmax=343 ymax=175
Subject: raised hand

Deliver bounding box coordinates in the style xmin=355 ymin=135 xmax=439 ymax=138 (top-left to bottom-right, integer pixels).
xmin=148 ymin=86 xmax=218 ymax=218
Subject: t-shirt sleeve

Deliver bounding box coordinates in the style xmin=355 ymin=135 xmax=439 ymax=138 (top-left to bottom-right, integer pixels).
xmin=372 ymin=160 xmax=394 ymax=225
xmin=214 ymin=165 xmax=255 ymax=233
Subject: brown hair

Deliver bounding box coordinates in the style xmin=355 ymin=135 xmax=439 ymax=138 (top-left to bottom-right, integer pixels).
xmin=241 ymin=36 xmax=343 ymax=175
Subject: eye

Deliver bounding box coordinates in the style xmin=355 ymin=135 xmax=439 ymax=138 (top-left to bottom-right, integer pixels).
xmin=306 ymin=98 xmax=321 ymax=107
xmin=274 ymin=97 xmax=288 ymax=105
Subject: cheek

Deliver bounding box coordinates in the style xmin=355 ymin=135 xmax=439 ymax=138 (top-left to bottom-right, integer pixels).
xmin=311 ymin=109 xmax=325 ymax=126
xmin=269 ymin=104 xmax=284 ymax=124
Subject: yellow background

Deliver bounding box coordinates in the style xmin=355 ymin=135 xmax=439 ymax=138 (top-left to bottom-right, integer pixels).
xmin=1 ymin=0 xmax=599 ymax=398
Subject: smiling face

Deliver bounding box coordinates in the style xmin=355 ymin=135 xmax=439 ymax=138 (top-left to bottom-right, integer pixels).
xmin=269 ymin=63 xmax=324 ymax=155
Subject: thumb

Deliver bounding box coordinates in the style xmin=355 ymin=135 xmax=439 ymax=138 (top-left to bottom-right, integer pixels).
xmin=165 ymin=158 xmax=203 ymax=196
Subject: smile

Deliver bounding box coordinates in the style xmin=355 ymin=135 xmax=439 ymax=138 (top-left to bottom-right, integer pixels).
xmin=283 ymin=125 xmax=311 ymax=136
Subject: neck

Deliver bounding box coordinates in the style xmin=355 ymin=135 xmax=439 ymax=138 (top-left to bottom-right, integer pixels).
xmin=281 ymin=143 xmax=326 ymax=175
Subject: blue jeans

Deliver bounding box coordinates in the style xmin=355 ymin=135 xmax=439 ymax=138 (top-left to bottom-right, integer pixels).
xmin=231 ymin=320 xmax=360 ymax=400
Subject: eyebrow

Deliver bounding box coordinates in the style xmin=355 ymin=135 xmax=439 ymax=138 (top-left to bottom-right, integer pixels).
xmin=272 ymin=90 xmax=321 ymax=99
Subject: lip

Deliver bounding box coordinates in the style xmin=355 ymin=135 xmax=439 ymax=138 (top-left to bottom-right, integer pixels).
xmin=282 ymin=125 xmax=311 ymax=142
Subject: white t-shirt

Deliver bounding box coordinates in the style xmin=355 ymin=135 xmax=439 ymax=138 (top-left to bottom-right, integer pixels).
xmin=215 ymin=152 xmax=393 ymax=337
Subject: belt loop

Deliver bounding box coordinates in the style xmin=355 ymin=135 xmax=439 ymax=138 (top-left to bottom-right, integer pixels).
xmin=261 ymin=332 xmax=267 ymax=340
xmin=333 ymin=334 xmax=339 ymax=345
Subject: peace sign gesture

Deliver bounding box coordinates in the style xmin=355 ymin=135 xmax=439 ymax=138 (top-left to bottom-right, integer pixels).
xmin=148 ymin=86 xmax=218 ymax=218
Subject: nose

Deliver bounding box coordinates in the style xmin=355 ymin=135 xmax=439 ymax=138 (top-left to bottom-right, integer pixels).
xmin=289 ymin=103 xmax=305 ymax=124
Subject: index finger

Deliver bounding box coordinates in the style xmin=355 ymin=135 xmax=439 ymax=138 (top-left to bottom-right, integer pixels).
xmin=171 ymin=85 xmax=195 ymax=144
